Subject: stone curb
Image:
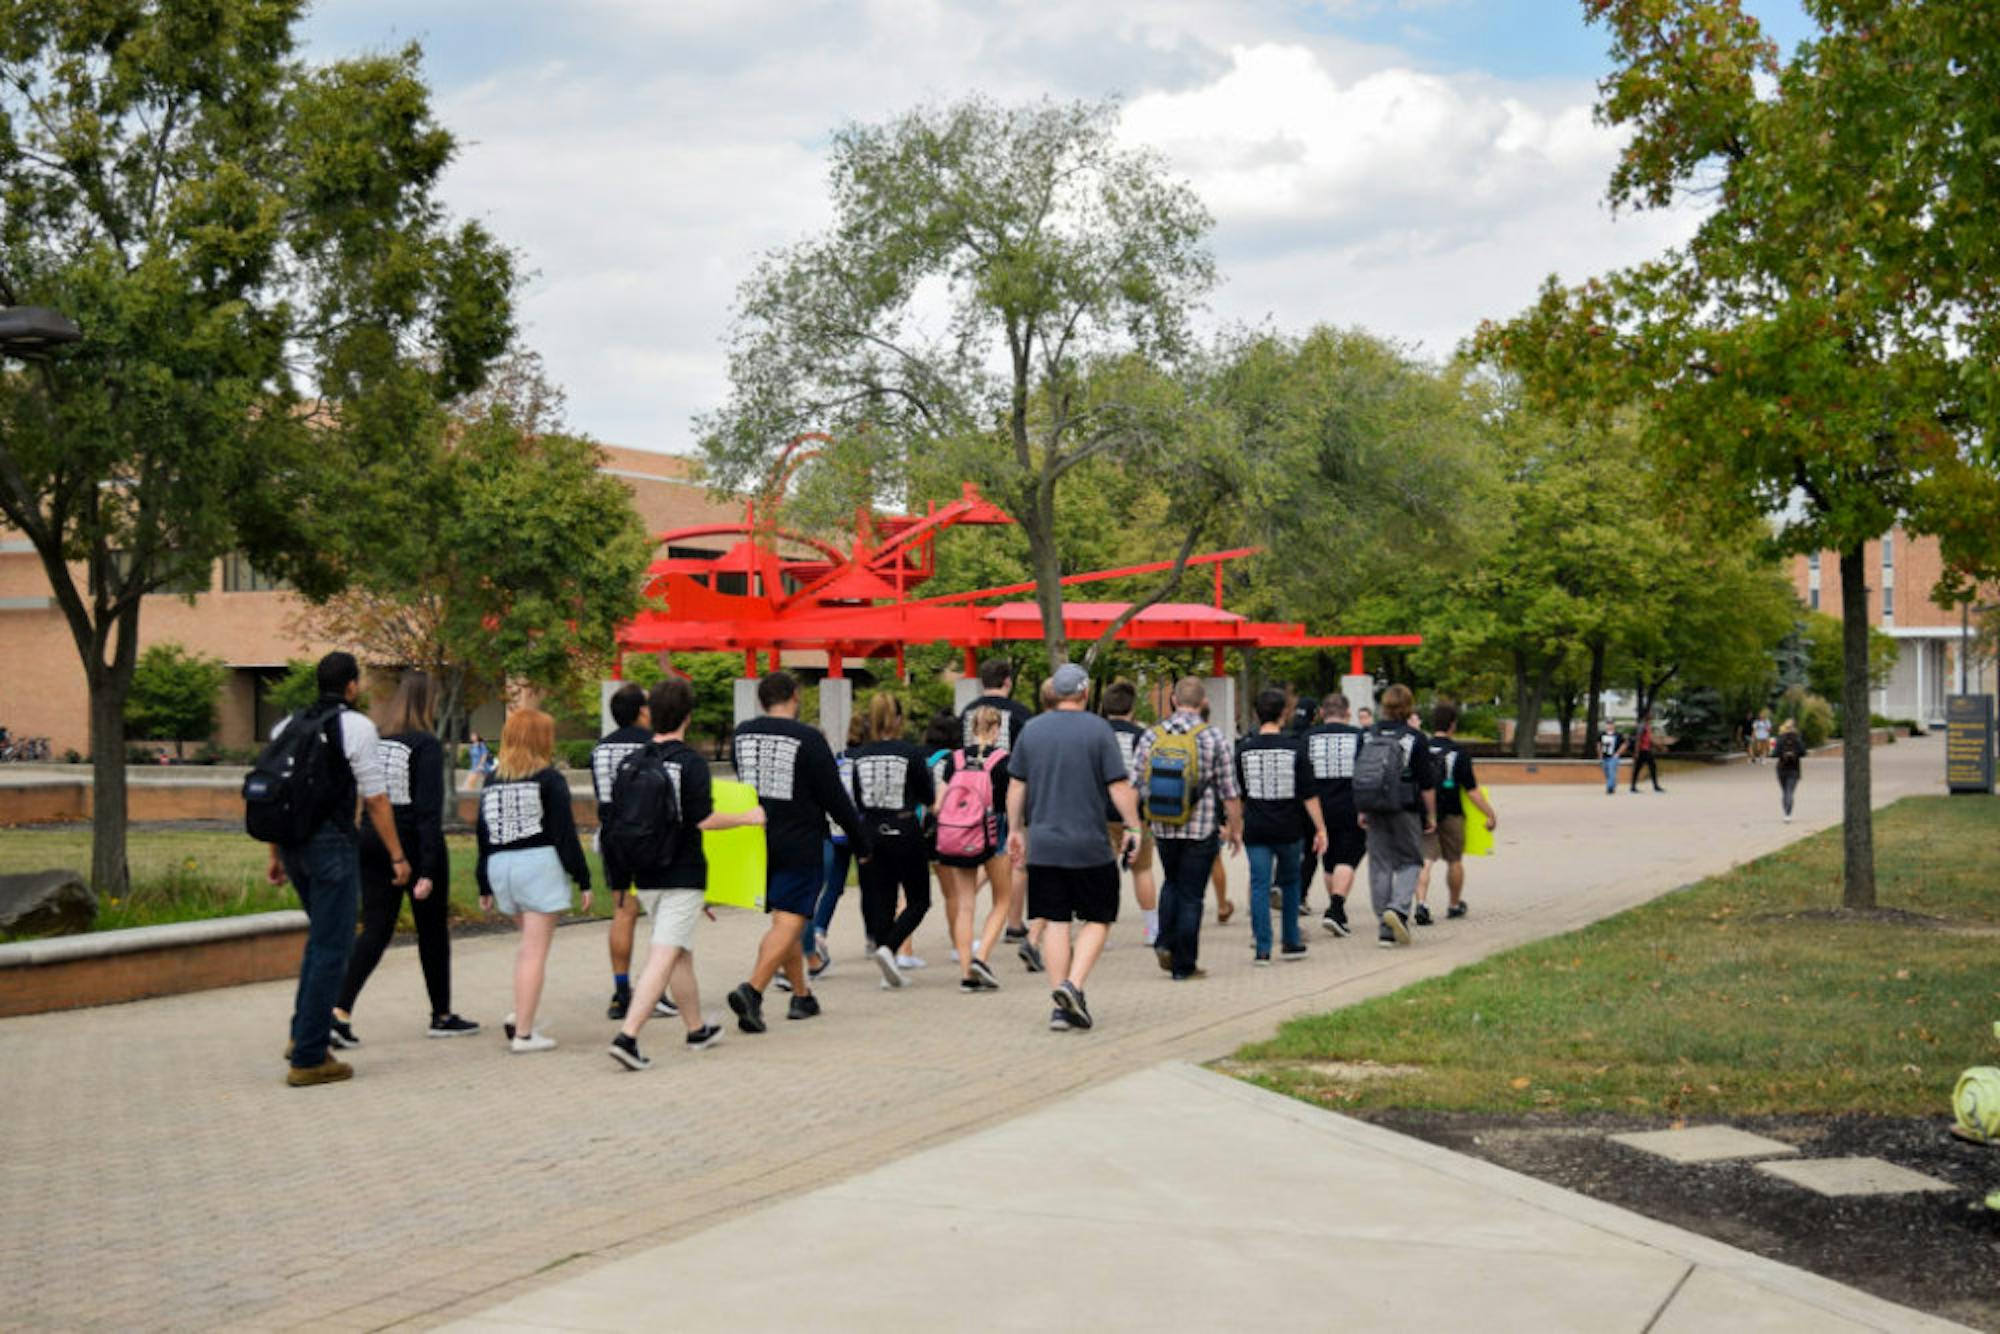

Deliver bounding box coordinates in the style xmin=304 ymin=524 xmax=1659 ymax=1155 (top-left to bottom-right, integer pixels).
xmin=0 ymin=908 xmax=309 ymax=968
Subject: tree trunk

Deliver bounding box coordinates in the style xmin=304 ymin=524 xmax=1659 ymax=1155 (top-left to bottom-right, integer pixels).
xmin=1022 ymin=492 xmax=1069 ymax=670
xmin=1512 ymin=654 xmax=1549 ymax=759
xmin=1553 ymin=688 xmax=1578 ymax=758
xmin=1583 ymin=640 xmax=1607 ymax=751
xmin=88 ymin=668 xmax=132 ymax=898
xmin=1838 ymin=544 xmax=1877 ymax=910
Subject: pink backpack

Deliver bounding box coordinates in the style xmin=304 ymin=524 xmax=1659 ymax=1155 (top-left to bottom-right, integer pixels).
xmin=935 ymin=747 xmax=1006 ymax=860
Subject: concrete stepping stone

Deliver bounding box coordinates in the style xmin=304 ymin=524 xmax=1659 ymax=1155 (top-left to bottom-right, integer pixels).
xmin=1755 ymin=1157 xmax=1956 ymax=1197
xmin=1610 ymin=1126 xmax=1800 ymax=1164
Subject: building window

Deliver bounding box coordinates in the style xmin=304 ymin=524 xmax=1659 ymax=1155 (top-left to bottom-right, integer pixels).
xmin=113 ymin=551 xmax=210 ymax=595
xmin=1883 ymin=597 xmax=1894 ymax=626
xmin=1881 ymin=532 xmax=1894 ymax=570
xmin=1809 ymin=589 xmax=1819 ymax=610
xmin=221 ymin=553 xmax=288 ymax=593
xmin=1807 ymin=552 xmax=1819 ymax=572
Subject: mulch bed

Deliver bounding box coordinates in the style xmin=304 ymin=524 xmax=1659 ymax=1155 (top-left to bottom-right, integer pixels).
xmin=1364 ymin=1110 xmax=2000 ymax=1331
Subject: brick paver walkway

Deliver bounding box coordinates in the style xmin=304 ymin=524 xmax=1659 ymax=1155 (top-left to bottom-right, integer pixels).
xmin=0 ymin=741 xmax=1944 ymax=1330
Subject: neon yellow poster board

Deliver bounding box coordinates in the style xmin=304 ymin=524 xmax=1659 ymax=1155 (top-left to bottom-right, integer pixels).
xmin=1462 ymin=791 xmax=1496 ymax=858
xmin=704 ymin=780 xmax=766 ymax=911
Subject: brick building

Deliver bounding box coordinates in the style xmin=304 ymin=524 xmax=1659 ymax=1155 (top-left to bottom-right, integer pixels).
xmin=0 ymin=445 xmax=735 ymax=757
xmin=1791 ymin=527 xmax=1997 ymax=727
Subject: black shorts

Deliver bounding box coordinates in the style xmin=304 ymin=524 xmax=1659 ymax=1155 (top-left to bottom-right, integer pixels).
xmin=1027 ymin=862 xmax=1121 ymax=925
xmin=1321 ymin=823 xmax=1366 ymax=872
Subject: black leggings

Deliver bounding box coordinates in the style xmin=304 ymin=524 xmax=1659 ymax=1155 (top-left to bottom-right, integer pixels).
xmin=338 ymin=847 xmax=451 ymax=1017
xmin=1629 ymin=751 xmax=1659 ymax=789
xmin=858 ymin=836 xmax=932 ymax=955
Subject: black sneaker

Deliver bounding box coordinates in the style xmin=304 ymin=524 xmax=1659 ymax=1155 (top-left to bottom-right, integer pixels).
xmin=968 ymin=956 xmax=1000 ymax=990
xmin=1447 ymin=902 xmax=1469 ymax=920
xmin=608 ymin=1033 xmax=650 ymax=1071
xmin=809 ymin=953 xmax=833 ymax=980
xmin=1377 ymin=926 xmax=1396 ymax=949
xmin=1414 ymin=904 xmax=1434 ymax=927
xmin=1053 ymin=981 xmax=1092 ymax=1031
xmin=1017 ymin=939 xmax=1045 ymax=973
xmin=960 ymin=976 xmax=984 ymax=993
xmin=787 ymin=993 xmax=821 ymax=1021
xmin=503 ymin=1012 xmax=517 ymax=1040
xmin=1323 ymin=899 xmax=1351 ymax=937
xmin=1049 ymin=1006 xmax=1072 ymax=1032
xmin=1383 ymin=910 xmax=1411 ymax=946
xmin=653 ymin=996 xmax=679 ymax=1018
xmin=607 ymin=988 xmax=631 ymax=1020
xmin=329 ymin=1017 xmax=360 ymax=1049
xmin=685 ymin=1023 xmax=725 ymax=1050
xmin=727 ymin=983 xmax=766 ymax=1034
xmin=1280 ymin=942 xmax=1308 ymax=961
xmin=427 ymin=1014 xmax=481 ymax=1038
xmin=1004 ymin=925 xmax=1029 ymax=944
xmin=1253 ymin=951 xmax=1272 ymax=967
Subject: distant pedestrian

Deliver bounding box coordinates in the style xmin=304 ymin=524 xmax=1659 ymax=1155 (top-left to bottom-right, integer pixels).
xmin=849 ymin=692 xmax=936 ymax=990
xmin=476 ymin=707 xmax=592 ymax=1053
xmin=1628 ymin=712 xmax=1664 ymax=793
xmin=333 ymin=670 xmax=477 ymax=1044
xmin=593 ymin=683 xmax=653 ymax=1021
xmin=1100 ymin=682 xmax=1159 ymax=945
xmin=1773 ymin=718 xmax=1806 ymax=821
xmin=467 ymin=732 xmax=491 ymax=786
xmin=1752 ymin=710 xmax=1773 ymax=764
xmin=1302 ymin=693 xmax=1367 ymax=937
xmin=1132 ymin=677 xmax=1243 ymax=981
xmin=1412 ymin=700 xmax=1496 ymax=925
xmin=959 ymin=658 xmax=1039 ymax=966
xmin=1353 ymin=684 xmax=1437 ymax=948
xmin=606 ymin=678 xmax=763 ymax=1070
xmin=1356 ymin=706 xmax=1375 ymax=729
xmin=259 ymin=651 xmax=413 ymax=1087
xmin=727 ymin=671 xmax=871 ymax=1034
xmin=1597 ymin=719 xmax=1627 ymax=794
xmin=802 ymin=715 xmax=864 ymax=979
xmin=935 ymin=706 xmax=1012 ymax=991
xmin=1236 ymin=688 xmax=1327 ymax=965
xmin=1006 ymin=663 xmax=1144 ymax=1031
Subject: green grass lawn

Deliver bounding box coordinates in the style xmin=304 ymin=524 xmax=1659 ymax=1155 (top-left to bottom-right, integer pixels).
xmin=0 ymin=828 xmax=618 ymax=935
xmin=1233 ymin=796 xmax=2000 ymax=1119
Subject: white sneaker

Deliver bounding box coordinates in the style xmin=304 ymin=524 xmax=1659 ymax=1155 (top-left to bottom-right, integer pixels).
xmin=896 ymin=954 xmax=927 ymax=970
xmin=874 ymin=944 xmax=908 ymax=989
xmin=510 ymin=1031 xmax=557 ymax=1054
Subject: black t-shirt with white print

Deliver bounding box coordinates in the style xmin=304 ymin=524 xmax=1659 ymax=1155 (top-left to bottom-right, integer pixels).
xmin=361 ymin=730 xmax=447 ymax=882
xmin=1426 ymin=735 xmax=1478 ymax=820
xmin=1302 ymin=722 xmax=1363 ymax=823
xmin=1104 ymin=717 xmax=1145 ymax=821
xmin=848 ymin=739 xmax=936 ymax=841
xmin=961 ymin=694 xmax=1035 ymax=753
xmin=1235 ymin=732 xmax=1315 ymax=844
xmin=734 ymin=715 xmax=870 ymax=871
xmin=1366 ymin=719 xmax=1438 ymax=815
xmin=1598 ymin=728 xmax=1624 ymax=760
xmin=635 ymin=739 xmax=713 ymax=891
xmin=475 ymin=766 xmax=592 ymax=896
xmin=590 ymin=724 xmax=653 ymax=824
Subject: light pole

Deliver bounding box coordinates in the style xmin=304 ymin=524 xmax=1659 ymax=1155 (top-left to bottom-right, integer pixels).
xmin=0 ymin=305 xmax=81 ymax=358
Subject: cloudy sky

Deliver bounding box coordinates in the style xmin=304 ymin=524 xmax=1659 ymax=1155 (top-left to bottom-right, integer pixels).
xmin=301 ymin=0 xmax=1813 ymax=455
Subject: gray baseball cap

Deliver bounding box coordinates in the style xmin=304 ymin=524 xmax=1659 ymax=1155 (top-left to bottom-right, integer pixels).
xmin=1050 ymin=663 xmax=1091 ymax=697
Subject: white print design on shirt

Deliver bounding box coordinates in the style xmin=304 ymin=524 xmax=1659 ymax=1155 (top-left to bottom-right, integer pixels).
xmin=1113 ymin=731 xmax=1140 ymax=782
xmin=1307 ymin=731 xmax=1358 ymax=780
xmin=855 ymin=754 xmax=910 ymax=811
xmin=592 ymin=742 xmax=645 ymax=804
xmin=1599 ymin=732 xmax=1621 ymax=759
xmin=737 ymin=734 xmax=802 ymax=802
xmin=380 ymin=739 xmax=414 ymax=807
xmin=1439 ymin=750 xmax=1461 ymax=786
xmin=482 ymin=781 xmax=546 ymax=845
xmin=1242 ymin=748 xmax=1298 ymax=802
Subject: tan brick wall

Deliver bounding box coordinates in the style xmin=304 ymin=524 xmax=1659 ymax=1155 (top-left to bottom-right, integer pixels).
xmin=0 ymin=448 xmax=728 ymax=756
xmin=1789 ymin=527 xmax=1996 ymax=628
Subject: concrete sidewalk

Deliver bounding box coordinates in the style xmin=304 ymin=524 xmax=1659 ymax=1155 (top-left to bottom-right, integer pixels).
xmin=445 ymin=1062 xmax=1965 ymax=1333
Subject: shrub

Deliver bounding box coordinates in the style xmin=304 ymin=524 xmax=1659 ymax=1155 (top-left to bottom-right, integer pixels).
xmin=555 ymin=739 xmax=596 ymax=770
xmin=1777 ymin=685 xmax=1835 ymax=748
xmin=124 ymin=642 xmax=229 ymax=759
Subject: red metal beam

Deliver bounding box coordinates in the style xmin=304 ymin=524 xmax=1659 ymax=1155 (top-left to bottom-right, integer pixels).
xmin=908 ymin=548 xmax=1261 ymax=607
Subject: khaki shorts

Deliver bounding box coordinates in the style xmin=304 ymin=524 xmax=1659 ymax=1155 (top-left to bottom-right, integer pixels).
xmin=1106 ymin=822 xmax=1155 ymax=873
xmin=1421 ymin=815 xmax=1466 ymax=865
xmin=635 ymin=888 xmax=703 ymax=951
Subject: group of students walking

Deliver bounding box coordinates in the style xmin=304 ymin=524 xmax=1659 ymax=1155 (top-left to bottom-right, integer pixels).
xmin=258 ymin=651 xmax=1498 ymax=1086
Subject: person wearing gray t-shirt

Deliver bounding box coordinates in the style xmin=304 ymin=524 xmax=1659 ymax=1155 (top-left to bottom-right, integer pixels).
xmin=1005 ymin=664 xmax=1143 ymax=1033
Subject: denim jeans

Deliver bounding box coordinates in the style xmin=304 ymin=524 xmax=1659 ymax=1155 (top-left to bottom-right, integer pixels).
xmin=812 ymin=839 xmax=851 ymax=951
xmin=280 ymin=823 xmax=361 ymax=1068
xmin=1601 ymin=756 xmax=1620 ymax=792
xmin=1155 ymin=835 xmax=1218 ymax=977
xmin=1246 ymin=840 xmax=1304 ymax=954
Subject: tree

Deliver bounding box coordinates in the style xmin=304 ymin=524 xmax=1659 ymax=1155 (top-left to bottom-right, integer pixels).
xmin=699 ymin=96 xmax=1221 ymax=670
xmin=123 ymin=643 xmax=228 ymax=759
xmin=1795 ymin=611 xmax=1896 ymax=718
xmin=0 ymin=5 xmax=516 ymax=893
xmin=1476 ymin=2 xmax=2000 ymax=907
xmin=267 ymin=659 xmax=321 ymax=716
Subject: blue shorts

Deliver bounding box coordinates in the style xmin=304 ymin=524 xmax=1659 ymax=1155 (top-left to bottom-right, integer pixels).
xmin=766 ymin=863 xmax=821 ymax=917
xmin=485 ymin=846 xmax=571 ymax=915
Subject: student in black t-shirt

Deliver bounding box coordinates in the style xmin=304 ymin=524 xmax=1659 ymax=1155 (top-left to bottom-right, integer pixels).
xmin=593 ymin=683 xmax=653 ymax=1020
xmin=850 ymin=691 xmax=937 ymax=991
xmin=727 ymin=671 xmax=871 ymax=1034
xmin=1412 ymin=700 xmax=1498 ymax=925
xmin=1100 ymin=682 xmax=1159 ymax=945
xmin=1236 ymin=689 xmax=1328 ymax=965
xmin=476 ymin=707 xmax=593 ymax=1052
xmin=607 ymin=678 xmax=766 ymax=1071
xmin=960 ymin=658 xmax=1040 ymax=966
xmin=1302 ymin=692 xmax=1367 ymax=936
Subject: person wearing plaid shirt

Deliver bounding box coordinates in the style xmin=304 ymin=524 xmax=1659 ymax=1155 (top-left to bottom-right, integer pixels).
xmin=1131 ymin=678 xmax=1243 ymax=980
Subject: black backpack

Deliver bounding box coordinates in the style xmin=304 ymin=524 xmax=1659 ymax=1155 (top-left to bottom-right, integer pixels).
xmin=243 ymin=704 xmax=346 ymax=845
xmin=1352 ymin=728 xmax=1414 ymax=815
xmin=603 ymin=740 xmax=684 ymax=876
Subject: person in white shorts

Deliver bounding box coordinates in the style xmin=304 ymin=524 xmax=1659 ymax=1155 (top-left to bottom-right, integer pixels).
xmin=609 ymin=678 xmax=765 ymax=1071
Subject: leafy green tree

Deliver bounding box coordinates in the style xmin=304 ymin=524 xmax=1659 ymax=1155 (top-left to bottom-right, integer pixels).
xmin=699 ymin=97 xmax=1225 ymax=670
xmin=0 ymin=5 xmax=516 ymax=892
xmin=1479 ymin=1 xmax=2000 ymax=907
xmin=1797 ymin=611 xmax=1897 ymax=716
xmin=123 ymin=643 xmax=228 ymax=758
xmin=267 ymin=659 xmax=321 ymax=717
